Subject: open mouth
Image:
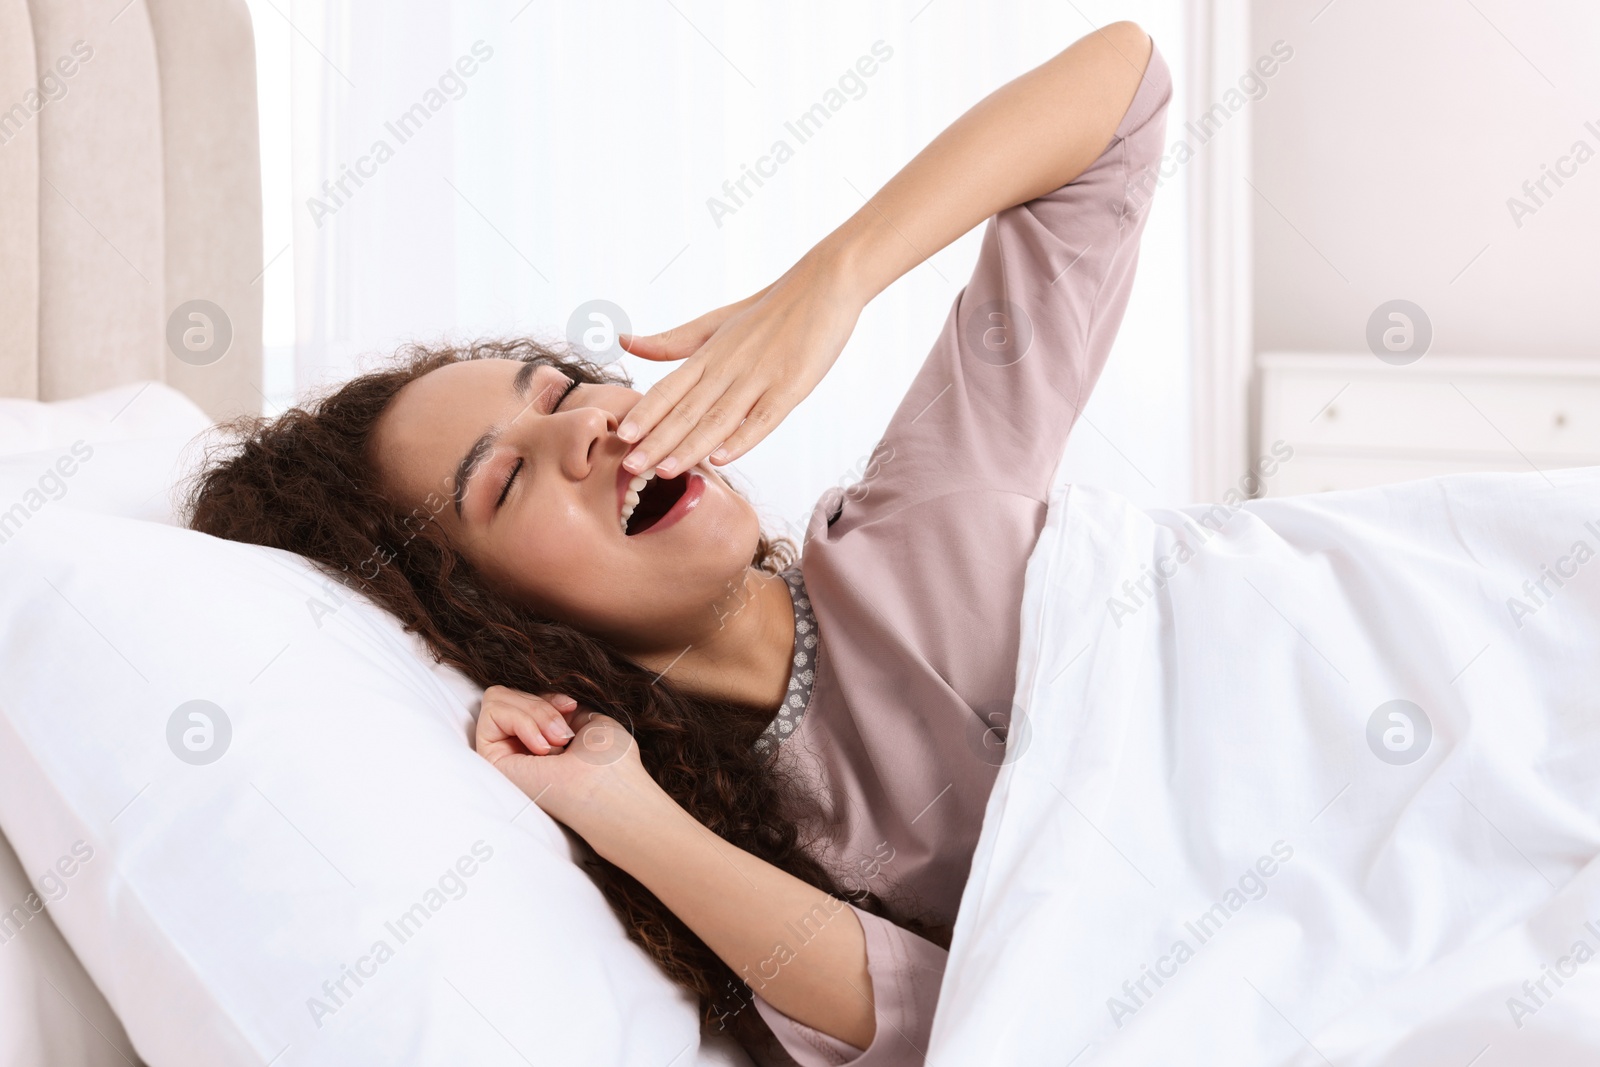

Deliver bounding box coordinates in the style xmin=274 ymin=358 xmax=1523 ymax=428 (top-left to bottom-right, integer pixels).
xmin=620 ymin=470 xmax=691 ymax=536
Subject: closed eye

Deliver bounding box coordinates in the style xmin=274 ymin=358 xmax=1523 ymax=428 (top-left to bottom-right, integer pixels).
xmin=495 ymin=458 xmax=522 ymax=509
xmin=549 ymin=377 xmax=581 ymax=413
xmin=497 ymin=378 xmax=581 ymax=509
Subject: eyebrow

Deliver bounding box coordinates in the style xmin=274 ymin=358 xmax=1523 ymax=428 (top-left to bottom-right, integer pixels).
xmin=452 ymin=360 xmax=539 ymax=519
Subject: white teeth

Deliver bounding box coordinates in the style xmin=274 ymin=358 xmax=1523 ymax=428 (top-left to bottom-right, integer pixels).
xmin=620 ymin=470 xmax=657 ymax=535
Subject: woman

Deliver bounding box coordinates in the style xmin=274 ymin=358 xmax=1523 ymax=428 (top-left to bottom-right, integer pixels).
xmin=188 ymin=23 xmax=1169 ymax=1064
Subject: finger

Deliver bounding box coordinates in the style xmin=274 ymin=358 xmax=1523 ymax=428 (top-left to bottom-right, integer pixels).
xmin=477 ymin=695 xmax=558 ymax=758
xmin=623 ymin=375 xmax=739 ymax=478
xmin=658 ymin=382 xmax=768 ymax=477
xmin=532 ymin=693 xmax=579 ymax=748
xmin=498 ymin=689 xmax=579 ymax=750
xmin=618 ymin=327 xmax=700 ymax=362
xmin=618 ymin=363 xmax=702 ymax=452
xmin=618 ymin=313 xmax=722 ymax=362
xmin=474 ymin=687 xmax=515 ymax=753
xmin=474 ymin=704 xmax=529 ymax=762
xmin=708 ymin=391 xmax=788 ymax=464
xmin=621 ymin=299 xmax=755 ymax=363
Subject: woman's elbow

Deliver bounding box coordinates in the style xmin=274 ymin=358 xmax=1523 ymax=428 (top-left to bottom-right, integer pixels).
xmin=1098 ymin=20 xmax=1151 ymax=58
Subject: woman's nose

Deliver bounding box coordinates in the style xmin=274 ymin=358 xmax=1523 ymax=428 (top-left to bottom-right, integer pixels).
xmin=563 ymin=405 xmax=620 ymax=477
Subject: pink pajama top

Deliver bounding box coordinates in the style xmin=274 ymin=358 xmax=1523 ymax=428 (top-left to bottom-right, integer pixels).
xmin=746 ymin=41 xmax=1173 ymax=1066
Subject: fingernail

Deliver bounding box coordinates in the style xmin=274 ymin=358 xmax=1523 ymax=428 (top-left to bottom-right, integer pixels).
xmin=657 ymin=458 xmax=678 ymax=476
xmin=624 ymin=451 xmax=644 ymax=472
xmin=710 ymin=447 xmax=728 ymax=463
xmin=551 ymin=719 xmax=575 ymax=741
xmin=619 ymin=422 xmax=638 ymax=442
xmin=555 ymin=694 xmax=578 ymax=709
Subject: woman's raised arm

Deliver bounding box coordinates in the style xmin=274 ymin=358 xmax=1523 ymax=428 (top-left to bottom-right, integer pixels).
xmin=616 ymin=21 xmax=1154 ymax=479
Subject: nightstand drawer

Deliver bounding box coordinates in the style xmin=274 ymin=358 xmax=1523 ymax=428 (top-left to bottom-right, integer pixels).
xmin=1258 ymin=353 xmax=1600 ymax=495
xmin=1266 ymin=373 xmax=1600 ymax=457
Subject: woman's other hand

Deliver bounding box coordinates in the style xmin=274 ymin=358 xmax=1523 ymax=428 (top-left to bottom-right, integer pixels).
xmin=475 ymin=688 xmax=877 ymax=1046
xmin=474 ymin=685 xmax=663 ymax=838
xmin=615 ymin=249 xmax=864 ymax=477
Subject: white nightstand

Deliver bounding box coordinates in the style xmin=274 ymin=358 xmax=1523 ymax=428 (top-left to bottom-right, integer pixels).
xmin=1257 ymin=353 xmax=1600 ymax=496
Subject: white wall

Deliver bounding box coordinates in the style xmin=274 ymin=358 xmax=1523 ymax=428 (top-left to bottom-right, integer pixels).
xmin=1251 ymin=0 xmax=1600 ymax=359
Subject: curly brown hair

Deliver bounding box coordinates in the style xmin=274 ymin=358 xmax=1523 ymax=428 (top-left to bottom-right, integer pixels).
xmin=182 ymin=337 xmax=940 ymax=1053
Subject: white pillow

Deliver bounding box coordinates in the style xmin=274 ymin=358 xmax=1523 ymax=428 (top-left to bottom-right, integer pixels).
xmin=0 ymin=382 xmax=213 ymax=1067
xmin=0 ymin=381 xmax=211 ymax=457
xmin=0 ymin=833 xmax=141 ymax=1067
xmin=0 ymin=433 xmax=209 ymax=531
xmin=0 ymin=379 xmax=217 ymax=531
xmin=0 ymin=505 xmax=750 ymax=1067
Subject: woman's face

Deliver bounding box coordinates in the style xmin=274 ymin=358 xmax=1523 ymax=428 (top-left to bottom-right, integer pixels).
xmin=370 ymin=358 xmax=761 ymax=652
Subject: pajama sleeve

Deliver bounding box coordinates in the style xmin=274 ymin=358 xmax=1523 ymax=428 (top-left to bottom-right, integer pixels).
xmin=751 ymin=906 xmax=948 ymax=1066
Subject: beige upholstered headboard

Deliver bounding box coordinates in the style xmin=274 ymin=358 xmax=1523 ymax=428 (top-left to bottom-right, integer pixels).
xmin=0 ymin=0 xmax=263 ymax=422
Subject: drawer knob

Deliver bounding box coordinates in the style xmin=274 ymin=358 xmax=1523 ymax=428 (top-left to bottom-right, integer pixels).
xmin=1554 ymin=411 xmax=1568 ymax=428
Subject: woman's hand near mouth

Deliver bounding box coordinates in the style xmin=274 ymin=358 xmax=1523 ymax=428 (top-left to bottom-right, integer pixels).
xmin=616 ymin=251 xmax=864 ymax=477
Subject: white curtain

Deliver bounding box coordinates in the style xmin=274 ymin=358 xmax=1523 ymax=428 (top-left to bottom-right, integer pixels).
xmin=1183 ymin=0 xmax=1254 ymax=503
xmin=266 ymin=0 xmax=1193 ymax=532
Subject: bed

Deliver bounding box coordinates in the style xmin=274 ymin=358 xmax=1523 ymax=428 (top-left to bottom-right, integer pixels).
xmin=10 ymin=6 xmax=1600 ymax=1067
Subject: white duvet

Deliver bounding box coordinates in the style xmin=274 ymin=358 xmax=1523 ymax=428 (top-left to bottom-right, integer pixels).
xmin=930 ymin=469 xmax=1600 ymax=1066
